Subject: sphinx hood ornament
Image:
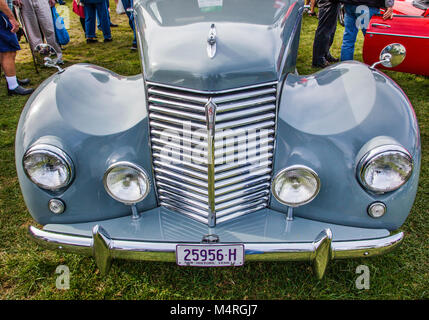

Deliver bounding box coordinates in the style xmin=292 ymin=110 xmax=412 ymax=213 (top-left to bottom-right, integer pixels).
xmin=207 ymin=23 xmax=217 ymax=59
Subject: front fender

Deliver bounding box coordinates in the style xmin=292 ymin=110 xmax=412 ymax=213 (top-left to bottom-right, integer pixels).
xmin=15 ymin=64 xmax=157 ymax=225
xmin=271 ymin=61 xmax=421 ymax=230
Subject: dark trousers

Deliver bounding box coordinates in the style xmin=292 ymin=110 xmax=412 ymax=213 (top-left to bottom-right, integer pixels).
xmin=84 ymin=2 xmax=111 ymax=39
xmin=121 ymin=0 xmax=137 ymax=45
xmin=80 ymin=17 xmax=86 ymax=32
xmin=312 ymin=0 xmax=340 ymax=65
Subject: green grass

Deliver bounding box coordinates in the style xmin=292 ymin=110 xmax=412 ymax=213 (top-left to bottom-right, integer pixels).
xmin=1 ymin=3 xmax=428 ymax=299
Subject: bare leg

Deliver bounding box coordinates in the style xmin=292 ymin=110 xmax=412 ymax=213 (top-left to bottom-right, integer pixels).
xmin=310 ymin=0 xmax=316 ymax=14
xmin=0 ymin=51 xmax=17 ymax=77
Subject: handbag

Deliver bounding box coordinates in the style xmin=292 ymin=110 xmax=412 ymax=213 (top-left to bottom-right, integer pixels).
xmin=51 ymin=6 xmax=70 ymax=46
xmin=73 ymin=0 xmax=85 ymax=18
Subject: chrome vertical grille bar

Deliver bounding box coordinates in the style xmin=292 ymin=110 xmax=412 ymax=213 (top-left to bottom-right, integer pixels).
xmin=147 ymin=82 xmax=277 ymax=225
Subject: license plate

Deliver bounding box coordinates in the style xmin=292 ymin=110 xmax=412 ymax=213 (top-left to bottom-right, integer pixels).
xmin=176 ymin=244 xmax=244 ymax=267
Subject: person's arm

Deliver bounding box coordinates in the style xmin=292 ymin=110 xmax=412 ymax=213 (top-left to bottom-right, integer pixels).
xmin=383 ymin=0 xmax=394 ymax=20
xmin=0 ymin=0 xmax=19 ymax=32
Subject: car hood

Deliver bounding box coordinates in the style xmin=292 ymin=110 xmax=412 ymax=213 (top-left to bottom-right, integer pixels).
xmin=134 ymin=0 xmax=303 ymax=91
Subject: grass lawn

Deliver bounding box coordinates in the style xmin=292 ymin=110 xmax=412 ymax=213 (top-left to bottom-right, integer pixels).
xmin=0 ymin=2 xmax=428 ymax=300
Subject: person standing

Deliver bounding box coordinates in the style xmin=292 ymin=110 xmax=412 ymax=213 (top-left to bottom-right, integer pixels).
xmin=97 ymin=0 xmax=118 ymax=29
xmin=121 ymin=0 xmax=136 ymax=49
xmin=14 ymin=0 xmax=63 ymax=63
xmin=312 ymin=0 xmax=340 ymax=68
xmin=340 ymin=0 xmax=394 ymax=61
xmin=0 ymin=0 xmax=33 ymax=95
xmin=82 ymin=0 xmax=112 ymax=43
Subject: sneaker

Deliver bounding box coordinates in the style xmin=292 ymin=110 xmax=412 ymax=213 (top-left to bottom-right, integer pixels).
xmin=87 ymin=39 xmax=98 ymax=44
xmin=104 ymin=38 xmax=113 ymax=43
xmin=131 ymin=43 xmax=137 ymax=50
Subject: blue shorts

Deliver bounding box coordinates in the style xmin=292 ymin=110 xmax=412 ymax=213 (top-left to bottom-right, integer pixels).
xmin=0 ymin=12 xmax=20 ymax=53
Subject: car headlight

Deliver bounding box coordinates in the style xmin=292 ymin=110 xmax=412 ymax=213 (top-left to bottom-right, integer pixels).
xmin=272 ymin=165 xmax=321 ymax=207
xmin=103 ymin=162 xmax=150 ymax=204
xmin=357 ymin=144 xmax=413 ymax=193
xmin=23 ymin=144 xmax=74 ymax=191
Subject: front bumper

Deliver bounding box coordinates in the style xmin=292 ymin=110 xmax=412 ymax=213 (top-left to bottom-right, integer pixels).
xmin=28 ymin=208 xmax=404 ymax=279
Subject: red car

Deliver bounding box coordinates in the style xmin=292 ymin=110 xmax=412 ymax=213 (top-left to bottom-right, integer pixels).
xmin=363 ymin=0 xmax=429 ymax=76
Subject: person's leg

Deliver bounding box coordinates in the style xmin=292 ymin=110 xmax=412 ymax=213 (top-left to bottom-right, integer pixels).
xmin=323 ymin=1 xmax=340 ymax=60
xmin=80 ymin=17 xmax=86 ymax=32
xmin=310 ymin=0 xmax=316 ymax=15
xmin=1 ymin=51 xmax=16 ymax=77
xmin=1 ymin=50 xmax=33 ymax=94
xmin=340 ymin=4 xmax=359 ymax=61
xmin=362 ymin=7 xmax=380 ymax=36
xmin=85 ymin=4 xmax=97 ymax=40
xmin=20 ymin=0 xmax=43 ymax=52
xmin=96 ymin=2 xmax=111 ymax=40
xmin=312 ymin=4 xmax=330 ymax=66
xmin=33 ymin=0 xmax=63 ymax=56
xmin=122 ymin=0 xmax=136 ymax=45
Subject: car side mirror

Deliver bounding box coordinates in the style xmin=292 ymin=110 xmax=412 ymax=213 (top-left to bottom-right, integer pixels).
xmin=34 ymin=43 xmax=64 ymax=73
xmin=370 ymin=43 xmax=406 ymax=70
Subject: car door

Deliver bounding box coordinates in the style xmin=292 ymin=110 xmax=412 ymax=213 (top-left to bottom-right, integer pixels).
xmin=363 ymin=12 xmax=429 ymax=76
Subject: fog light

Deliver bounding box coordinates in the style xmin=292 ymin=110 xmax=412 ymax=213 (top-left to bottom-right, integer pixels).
xmin=103 ymin=161 xmax=150 ymax=204
xmin=272 ymin=165 xmax=321 ymax=207
xmin=48 ymin=198 xmax=65 ymax=214
xmin=368 ymin=202 xmax=386 ymax=218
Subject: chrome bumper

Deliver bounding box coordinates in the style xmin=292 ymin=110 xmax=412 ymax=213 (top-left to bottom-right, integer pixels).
xmin=28 ymin=225 xmax=404 ymax=279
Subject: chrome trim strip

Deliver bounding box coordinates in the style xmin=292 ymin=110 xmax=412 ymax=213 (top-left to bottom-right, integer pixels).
xmin=367 ymin=31 xmax=429 ymax=39
xmin=205 ymin=99 xmax=217 ymax=227
xmin=145 ymin=81 xmax=278 ymax=95
xmin=28 ymin=226 xmax=405 ymax=278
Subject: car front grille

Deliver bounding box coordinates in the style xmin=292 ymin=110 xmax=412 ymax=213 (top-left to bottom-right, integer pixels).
xmin=147 ymin=82 xmax=277 ymax=226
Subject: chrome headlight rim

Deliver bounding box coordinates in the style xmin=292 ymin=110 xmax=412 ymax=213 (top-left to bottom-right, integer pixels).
xmin=23 ymin=144 xmax=74 ymax=191
xmin=272 ymin=165 xmax=321 ymax=207
xmin=357 ymin=144 xmax=413 ymax=194
xmin=103 ymin=161 xmax=150 ymax=205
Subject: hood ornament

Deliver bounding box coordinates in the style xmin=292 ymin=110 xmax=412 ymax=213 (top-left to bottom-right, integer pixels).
xmin=207 ymin=23 xmax=217 ymax=59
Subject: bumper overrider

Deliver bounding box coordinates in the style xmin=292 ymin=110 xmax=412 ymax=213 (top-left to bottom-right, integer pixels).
xmin=27 ymin=209 xmax=404 ymax=279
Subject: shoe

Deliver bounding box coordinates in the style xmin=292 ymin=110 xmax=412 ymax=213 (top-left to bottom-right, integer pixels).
xmin=131 ymin=43 xmax=137 ymax=50
xmin=18 ymin=78 xmax=30 ymax=86
xmin=56 ymin=59 xmax=64 ymax=65
xmin=104 ymin=38 xmax=113 ymax=43
xmin=87 ymin=39 xmax=98 ymax=44
xmin=8 ymin=85 xmax=34 ymax=96
xmin=110 ymin=23 xmax=118 ymax=27
xmin=312 ymin=60 xmax=330 ymax=69
xmin=325 ymin=54 xmax=339 ymax=63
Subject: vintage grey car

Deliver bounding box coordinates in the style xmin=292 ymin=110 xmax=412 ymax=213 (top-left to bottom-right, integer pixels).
xmin=15 ymin=0 xmax=420 ymax=279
